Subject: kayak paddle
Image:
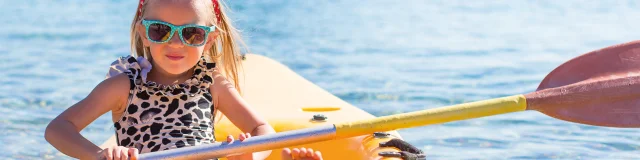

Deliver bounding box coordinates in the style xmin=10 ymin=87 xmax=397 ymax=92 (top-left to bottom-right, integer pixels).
xmin=136 ymin=41 xmax=640 ymax=159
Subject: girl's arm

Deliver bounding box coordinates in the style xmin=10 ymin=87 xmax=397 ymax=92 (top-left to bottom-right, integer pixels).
xmin=212 ymin=71 xmax=276 ymax=159
xmin=45 ymin=74 xmax=130 ymax=159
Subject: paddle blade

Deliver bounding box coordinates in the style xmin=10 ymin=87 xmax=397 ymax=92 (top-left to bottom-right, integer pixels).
xmin=530 ymin=41 xmax=640 ymax=128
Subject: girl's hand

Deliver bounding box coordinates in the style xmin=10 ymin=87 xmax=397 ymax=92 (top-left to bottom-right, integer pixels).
xmin=226 ymin=133 xmax=254 ymax=160
xmin=281 ymin=148 xmax=323 ymax=160
xmin=95 ymin=146 xmax=139 ymax=160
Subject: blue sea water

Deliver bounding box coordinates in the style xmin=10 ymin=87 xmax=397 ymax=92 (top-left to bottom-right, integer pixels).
xmin=1 ymin=0 xmax=639 ymax=159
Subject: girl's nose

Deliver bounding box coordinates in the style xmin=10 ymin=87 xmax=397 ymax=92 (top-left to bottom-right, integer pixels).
xmin=168 ymin=31 xmax=183 ymax=47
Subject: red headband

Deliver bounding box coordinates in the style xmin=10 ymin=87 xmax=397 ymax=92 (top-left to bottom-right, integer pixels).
xmin=137 ymin=0 xmax=222 ymax=24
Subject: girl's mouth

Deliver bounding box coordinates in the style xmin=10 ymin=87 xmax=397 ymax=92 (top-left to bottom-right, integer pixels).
xmin=166 ymin=55 xmax=184 ymax=60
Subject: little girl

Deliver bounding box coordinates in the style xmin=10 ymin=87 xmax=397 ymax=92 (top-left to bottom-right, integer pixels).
xmin=45 ymin=0 xmax=322 ymax=159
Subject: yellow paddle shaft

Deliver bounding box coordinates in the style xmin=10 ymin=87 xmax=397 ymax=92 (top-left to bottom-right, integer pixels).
xmin=137 ymin=95 xmax=527 ymax=159
xmin=335 ymin=95 xmax=527 ymax=138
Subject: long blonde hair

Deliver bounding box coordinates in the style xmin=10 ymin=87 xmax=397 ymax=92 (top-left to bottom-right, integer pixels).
xmin=129 ymin=0 xmax=247 ymax=121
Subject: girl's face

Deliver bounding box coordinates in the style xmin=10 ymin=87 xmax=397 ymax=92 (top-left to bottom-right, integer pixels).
xmin=137 ymin=0 xmax=217 ymax=75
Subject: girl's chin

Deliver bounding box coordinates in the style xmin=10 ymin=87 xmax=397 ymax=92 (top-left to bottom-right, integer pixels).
xmin=158 ymin=65 xmax=191 ymax=75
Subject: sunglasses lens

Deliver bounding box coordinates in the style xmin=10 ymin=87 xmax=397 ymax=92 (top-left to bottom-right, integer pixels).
xmin=148 ymin=23 xmax=172 ymax=42
xmin=182 ymin=27 xmax=206 ymax=45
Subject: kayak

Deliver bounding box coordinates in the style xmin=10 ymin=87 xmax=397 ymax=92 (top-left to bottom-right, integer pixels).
xmin=101 ymin=54 xmax=405 ymax=160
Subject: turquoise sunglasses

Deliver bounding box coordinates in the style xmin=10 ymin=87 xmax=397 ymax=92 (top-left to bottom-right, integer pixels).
xmin=141 ymin=19 xmax=216 ymax=47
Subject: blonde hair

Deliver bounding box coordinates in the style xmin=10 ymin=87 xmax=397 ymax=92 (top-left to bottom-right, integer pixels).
xmin=129 ymin=0 xmax=247 ymax=122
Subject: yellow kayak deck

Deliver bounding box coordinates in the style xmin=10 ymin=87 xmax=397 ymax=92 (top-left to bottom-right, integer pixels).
xmin=101 ymin=54 xmax=404 ymax=160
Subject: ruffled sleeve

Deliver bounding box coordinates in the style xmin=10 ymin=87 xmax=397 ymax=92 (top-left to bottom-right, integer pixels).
xmin=105 ymin=55 xmax=153 ymax=86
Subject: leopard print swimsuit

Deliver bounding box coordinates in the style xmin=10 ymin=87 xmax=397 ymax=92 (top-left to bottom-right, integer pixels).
xmin=106 ymin=55 xmax=217 ymax=153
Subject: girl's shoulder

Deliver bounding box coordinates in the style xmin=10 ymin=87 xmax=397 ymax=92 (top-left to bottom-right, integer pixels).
xmin=82 ymin=71 xmax=131 ymax=114
xmin=97 ymin=72 xmax=131 ymax=101
xmin=208 ymin=67 xmax=233 ymax=91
